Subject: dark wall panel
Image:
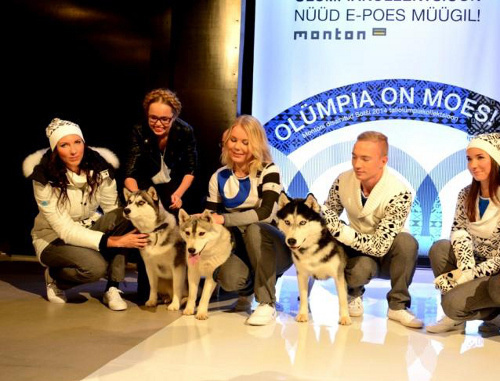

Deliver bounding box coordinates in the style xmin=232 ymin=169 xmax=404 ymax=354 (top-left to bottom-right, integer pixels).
xmin=2 ymin=0 xmax=241 ymax=255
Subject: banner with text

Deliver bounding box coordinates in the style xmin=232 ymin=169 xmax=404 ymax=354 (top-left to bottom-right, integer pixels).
xmin=252 ymin=0 xmax=500 ymax=254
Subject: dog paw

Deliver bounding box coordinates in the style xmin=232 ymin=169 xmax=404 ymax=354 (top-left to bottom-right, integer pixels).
xmin=195 ymin=312 xmax=209 ymax=320
xmin=295 ymin=313 xmax=309 ymax=322
xmin=339 ymin=316 xmax=352 ymax=325
xmin=145 ymin=300 xmax=157 ymax=307
xmin=183 ymin=307 xmax=195 ymax=315
xmin=167 ymin=303 xmax=180 ymax=311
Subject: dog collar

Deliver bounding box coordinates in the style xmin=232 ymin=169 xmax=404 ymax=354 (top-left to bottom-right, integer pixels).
xmin=152 ymin=223 xmax=169 ymax=233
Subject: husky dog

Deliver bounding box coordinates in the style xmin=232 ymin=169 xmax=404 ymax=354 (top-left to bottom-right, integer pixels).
xmin=277 ymin=192 xmax=351 ymax=325
xmin=123 ymin=187 xmax=187 ymax=310
xmin=178 ymin=209 xmax=232 ymax=320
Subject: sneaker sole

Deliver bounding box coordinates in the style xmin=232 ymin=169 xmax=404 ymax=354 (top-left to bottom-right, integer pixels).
xmin=47 ymin=297 xmax=67 ymax=304
xmin=426 ymin=324 xmax=465 ymax=334
xmin=349 ymin=310 xmax=363 ymax=317
xmin=387 ymin=316 xmax=424 ymax=329
xmin=106 ymin=304 xmax=128 ymax=311
xmin=246 ymin=318 xmax=275 ymax=326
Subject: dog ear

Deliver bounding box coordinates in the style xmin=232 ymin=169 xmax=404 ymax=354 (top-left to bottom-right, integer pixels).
xmin=123 ymin=187 xmax=132 ymax=201
xmin=200 ymin=209 xmax=213 ymax=222
xmin=304 ymin=193 xmax=321 ymax=213
xmin=147 ymin=186 xmax=158 ymax=201
xmin=178 ymin=208 xmax=190 ymax=224
xmin=278 ymin=191 xmax=291 ymax=209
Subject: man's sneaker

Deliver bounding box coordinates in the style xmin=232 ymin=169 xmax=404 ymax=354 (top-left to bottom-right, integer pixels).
xmin=246 ymin=303 xmax=276 ymax=326
xmin=45 ymin=269 xmax=66 ymax=304
xmin=103 ymin=287 xmax=128 ymax=311
xmin=426 ymin=315 xmax=465 ymax=334
xmin=478 ymin=315 xmax=500 ymax=333
xmin=348 ymin=295 xmax=363 ymax=317
xmin=387 ymin=308 xmax=423 ymax=328
xmin=234 ymin=294 xmax=254 ymax=311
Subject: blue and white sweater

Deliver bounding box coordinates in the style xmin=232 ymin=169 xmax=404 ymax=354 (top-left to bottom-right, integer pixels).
xmin=205 ymin=163 xmax=282 ymax=227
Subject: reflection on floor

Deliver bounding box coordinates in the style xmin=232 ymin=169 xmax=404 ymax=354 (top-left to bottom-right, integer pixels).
xmin=83 ymin=268 xmax=500 ymax=381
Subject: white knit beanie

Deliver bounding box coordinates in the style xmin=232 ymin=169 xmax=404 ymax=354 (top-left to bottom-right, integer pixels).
xmin=46 ymin=118 xmax=85 ymax=150
xmin=467 ymin=132 xmax=500 ymax=166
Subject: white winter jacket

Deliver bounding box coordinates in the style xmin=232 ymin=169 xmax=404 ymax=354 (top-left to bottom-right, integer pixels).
xmin=23 ymin=147 xmax=120 ymax=262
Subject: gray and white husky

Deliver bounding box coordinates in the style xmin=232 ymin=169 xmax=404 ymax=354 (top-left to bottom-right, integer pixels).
xmin=178 ymin=209 xmax=232 ymax=320
xmin=277 ymin=192 xmax=351 ymax=325
xmin=123 ymin=187 xmax=187 ymax=310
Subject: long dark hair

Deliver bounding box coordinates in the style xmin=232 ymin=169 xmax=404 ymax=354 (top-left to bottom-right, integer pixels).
xmin=465 ymin=159 xmax=500 ymax=222
xmin=47 ymin=145 xmax=103 ymax=207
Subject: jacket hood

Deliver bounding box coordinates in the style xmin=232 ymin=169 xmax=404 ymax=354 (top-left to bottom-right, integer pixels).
xmin=23 ymin=147 xmax=120 ymax=180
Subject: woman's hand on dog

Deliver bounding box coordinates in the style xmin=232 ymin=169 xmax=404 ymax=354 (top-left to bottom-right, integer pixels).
xmin=107 ymin=229 xmax=150 ymax=249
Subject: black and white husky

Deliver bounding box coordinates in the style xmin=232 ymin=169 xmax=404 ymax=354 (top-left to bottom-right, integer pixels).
xmin=178 ymin=209 xmax=232 ymax=320
xmin=123 ymin=187 xmax=187 ymax=310
xmin=277 ymin=192 xmax=351 ymax=325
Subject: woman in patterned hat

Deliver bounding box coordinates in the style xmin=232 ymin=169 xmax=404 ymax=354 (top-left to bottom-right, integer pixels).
xmin=427 ymin=132 xmax=500 ymax=334
xmin=23 ymin=118 xmax=149 ymax=310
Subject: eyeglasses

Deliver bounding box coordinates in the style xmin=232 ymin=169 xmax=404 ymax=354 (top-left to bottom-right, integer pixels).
xmin=149 ymin=115 xmax=174 ymax=126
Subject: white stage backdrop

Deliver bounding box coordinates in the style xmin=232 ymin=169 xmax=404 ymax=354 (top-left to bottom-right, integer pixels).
xmin=251 ymin=0 xmax=500 ymax=255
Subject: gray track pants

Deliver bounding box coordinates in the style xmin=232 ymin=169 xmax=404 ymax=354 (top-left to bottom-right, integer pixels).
xmin=344 ymin=232 xmax=419 ymax=310
xmin=429 ymin=239 xmax=500 ymax=321
xmin=216 ymin=222 xmax=293 ymax=305
xmin=40 ymin=208 xmax=131 ymax=290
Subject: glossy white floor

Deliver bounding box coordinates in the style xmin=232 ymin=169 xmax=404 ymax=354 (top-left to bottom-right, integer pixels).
xmin=83 ymin=268 xmax=499 ymax=381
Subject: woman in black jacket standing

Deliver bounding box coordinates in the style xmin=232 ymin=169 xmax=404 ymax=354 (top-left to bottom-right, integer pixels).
xmin=124 ymin=88 xmax=198 ymax=304
xmin=124 ymin=88 xmax=198 ymax=212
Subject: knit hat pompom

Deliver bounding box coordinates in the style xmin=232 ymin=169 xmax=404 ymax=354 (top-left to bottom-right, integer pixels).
xmin=467 ymin=133 xmax=500 ymax=166
xmin=46 ymin=118 xmax=85 ymax=150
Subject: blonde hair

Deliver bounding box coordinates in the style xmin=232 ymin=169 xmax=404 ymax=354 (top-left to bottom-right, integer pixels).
xmin=143 ymin=88 xmax=182 ymax=117
xmin=221 ymin=115 xmax=272 ymax=176
xmin=357 ymin=131 xmax=389 ymax=156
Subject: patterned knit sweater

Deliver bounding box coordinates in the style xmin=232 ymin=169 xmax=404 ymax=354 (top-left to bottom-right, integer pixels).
xmin=451 ymin=185 xmax=500 ymax=278
xmin=324 ymin=167 xmax=413 ymax=257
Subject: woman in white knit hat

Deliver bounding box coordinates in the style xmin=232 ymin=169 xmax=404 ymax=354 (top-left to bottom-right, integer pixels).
xmin=23 ymin=118 xmax=149 ymax=310
xmin=427 ymin=132 xmax=500 ymax=334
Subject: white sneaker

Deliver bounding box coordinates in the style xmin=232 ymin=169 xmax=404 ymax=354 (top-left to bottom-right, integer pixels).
xmin=103 ymin=287 xmax=128 ymax=311
xmin=387 ymin=308 xmax=423 ymax=328
xmin=426 ymin=315 xmax=465 ymax=334
xmin=246 ymin=303 xmax=276 ymax=326
xmin=348 ymin=295 xmax=363 ymax=317
xmin=478 ymin=315 xmax=500 ymax=333
xmin=45 ymin=269 xmax=66 ymax=304
xmin=233 ymin=294 xmax=254 ymax=311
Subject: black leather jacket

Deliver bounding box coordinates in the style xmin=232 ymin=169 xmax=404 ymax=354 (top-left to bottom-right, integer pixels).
xmin=124 ymin=119 xmax=198 ymax=189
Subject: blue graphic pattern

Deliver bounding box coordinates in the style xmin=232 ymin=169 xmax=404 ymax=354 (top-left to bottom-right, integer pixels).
xmin=264 ymin=79 xmax=500 ymax=255
xmin=218 ymin=168 xmax=252 ymax=208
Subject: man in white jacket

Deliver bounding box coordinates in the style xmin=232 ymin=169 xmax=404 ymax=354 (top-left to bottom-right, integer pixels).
xmin=323 ymin=131 xmax=423 ymax=328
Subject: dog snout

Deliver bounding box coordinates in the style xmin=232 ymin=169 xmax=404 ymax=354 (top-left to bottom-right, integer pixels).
xmin=287 ymin=238 xmax=297 ymax=246
xmin=123 ymin=208 xmax=131 ymax=215
xmin=188 ymin=247 xmax=196 ymax=254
